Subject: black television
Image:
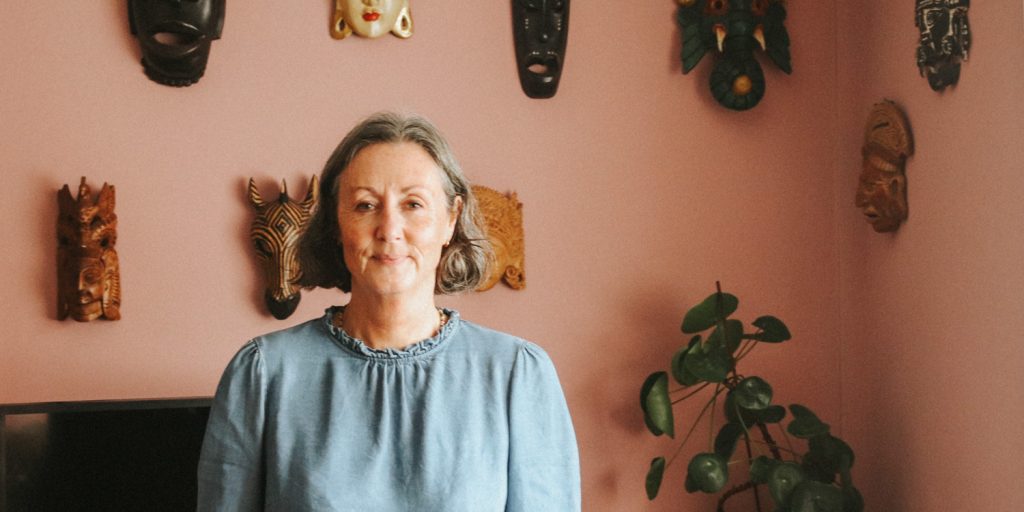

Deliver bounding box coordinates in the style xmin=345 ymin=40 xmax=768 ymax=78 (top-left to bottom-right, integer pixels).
xmin=0 ymin=397 xmax=212 ymax=512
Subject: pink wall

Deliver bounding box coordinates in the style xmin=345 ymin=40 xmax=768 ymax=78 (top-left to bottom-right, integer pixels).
xmin=0 ymin=1 xmax=905 ymax=510
xmin=836 ymin=2 xmax=1024 ymax=511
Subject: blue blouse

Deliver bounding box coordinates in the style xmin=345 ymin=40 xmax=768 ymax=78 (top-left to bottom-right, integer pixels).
xmin=197 ymin=308 xmax=581 ymax=511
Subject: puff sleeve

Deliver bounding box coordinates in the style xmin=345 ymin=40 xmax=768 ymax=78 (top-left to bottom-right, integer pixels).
xmin=506 ymin=342 xmax=581 ymax=511
xmin=197 ymin=341 xmax=266 ymax=512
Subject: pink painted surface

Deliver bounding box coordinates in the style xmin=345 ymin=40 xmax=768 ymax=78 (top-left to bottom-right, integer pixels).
xmin=835 ymin=2 xmax=1024 ymax=511
xmin=10 ymin=1 xmax=1019 ymax=510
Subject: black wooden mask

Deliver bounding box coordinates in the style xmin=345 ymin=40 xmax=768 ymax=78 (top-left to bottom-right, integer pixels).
xmin=915 ymin=0 xmax=970 ymax=91
xmin=128 ymin=0 xmax=226 ymax=87
xmin=512 ymin=0 xmax=570 ymax=99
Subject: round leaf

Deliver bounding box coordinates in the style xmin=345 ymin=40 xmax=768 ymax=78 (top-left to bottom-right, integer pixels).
xmin=789 ymin=480 xmax=843 ymax=512
xmin=751 ymin=315 xmax=792 ymax=342
xmin=682 ymin=292 xmax=739 ymax=333
xmin=645 ymin=457 xmax=666 ymax=500
xmin=684 ymin=341 xmax=731 ymax=383
xmin=714 ymin=422 xmax=744 ymax=459
xmin=750 ymin=455 xmax=780 ymax=484
xmin=709 ymin=319 xmax=745 ymax=354
xmin=671 ymin=336 xmax=702 ymax=386
xmin=842 ymin=485 xmax=864 ymax=512
xmin=787 ymin=404 xmax=830 ymax=439
xmin=807 ymin=434 xmax=855 ymax=478
xmin=769 ymin=462 xmax=806 ymax=507
xmin=724 ymin=391 xmax=760 ymax=426
xmin=641 ymin=372 xmax=675 ymax=437
xmin=687 ymin=452 xmax=730 ymax=493
xmin=735 ymin=376 xmax=773 ymax=410
xmin=759 ymin=405 xmax=787 ymax=423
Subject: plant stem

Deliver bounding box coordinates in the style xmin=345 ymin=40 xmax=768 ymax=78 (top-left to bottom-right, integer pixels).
xmin=671 ymin=382 xmax=711 ymax=404
xmin=757 ymin=423 xmax=784 ymax=460
xmin=743 ymin=429 xmax=764 ymax=511
xmin=666 ymin=386 xmax=726 ymax=468
xmin=716 ymin=481 xmax=758 ymax=512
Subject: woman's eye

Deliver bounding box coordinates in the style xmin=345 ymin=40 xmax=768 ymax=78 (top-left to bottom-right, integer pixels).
xmin=355 ymin=202 xmax=375 ymax=211
xmin=406 ymin=201 xmax=424 ymax=209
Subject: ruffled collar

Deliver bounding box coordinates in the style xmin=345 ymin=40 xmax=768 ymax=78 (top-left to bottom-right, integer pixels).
xmin=322 ymin=306 xmax=460 ymax=360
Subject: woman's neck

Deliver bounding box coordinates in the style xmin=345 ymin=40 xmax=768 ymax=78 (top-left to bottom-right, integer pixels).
xmin=341 ymin=293 xmax=442 ymax=351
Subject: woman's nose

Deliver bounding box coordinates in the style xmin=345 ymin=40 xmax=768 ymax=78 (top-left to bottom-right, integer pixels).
xmin=376 ymin=205 xmax=404 ymax=241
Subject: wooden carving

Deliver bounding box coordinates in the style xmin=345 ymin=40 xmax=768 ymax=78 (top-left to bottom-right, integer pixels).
xmin=248 ymin=176 xmax=319 ymax=319
xmin=472 ymin=185 xmax=525 ymax=291
xmin=855 ymin=100 xmax=914 ymax=233
xmin=57 ymin=177 xmax=121 ymax=321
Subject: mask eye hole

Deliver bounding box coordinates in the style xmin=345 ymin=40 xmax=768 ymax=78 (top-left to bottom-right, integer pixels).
xmin=705 ymin=0 xmax=729 ymax=16
xmin=751 ymin=0 xmax=767 ymax=16
xmin=152 ymin=31 xmax=200 ymax=46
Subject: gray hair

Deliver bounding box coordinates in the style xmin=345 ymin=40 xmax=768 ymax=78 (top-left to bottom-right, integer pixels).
xmin=297 ymin=112 xmax=491 ymax=294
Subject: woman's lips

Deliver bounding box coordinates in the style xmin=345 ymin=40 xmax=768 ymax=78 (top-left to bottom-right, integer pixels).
xmin=374 ymin=255 xmax=406 ymax=264
xmin=363 ymin=11 xmax=381 ymax=21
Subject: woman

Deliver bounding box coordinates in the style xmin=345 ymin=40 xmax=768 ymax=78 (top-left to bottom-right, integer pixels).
xmin=198 ymin=112 xmax=581 ymax=511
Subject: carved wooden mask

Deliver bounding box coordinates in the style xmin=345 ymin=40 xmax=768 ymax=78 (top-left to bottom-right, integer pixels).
xmin=57 ymin=177 xmax=121 ymax=321
xmin=248 ymin=176 xmax=319 ymax=319
xmin=676 ymin=0 xmax=792 ymax=110
xmin=513 ymin=0 xmax=570 ymax=99
xmin=331 ymin=0 xmax=412 ymax=39
xmin=855 ymin=101 xmax=914 ymax=233
xmin=472 ymin=185 xmax=525 ymax=291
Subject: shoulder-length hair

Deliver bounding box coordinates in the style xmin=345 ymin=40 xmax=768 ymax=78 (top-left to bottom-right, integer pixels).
xmin=297 ymin=112 xmax=491 ymax=294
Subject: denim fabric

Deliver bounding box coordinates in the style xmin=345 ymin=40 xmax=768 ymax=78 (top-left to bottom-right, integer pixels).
xmin=198 ymin=308 xmax=581 ymax=511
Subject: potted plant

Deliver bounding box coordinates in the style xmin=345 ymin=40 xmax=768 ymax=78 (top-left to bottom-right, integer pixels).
xmin=640 ymin=283 xmax=863 ymax=512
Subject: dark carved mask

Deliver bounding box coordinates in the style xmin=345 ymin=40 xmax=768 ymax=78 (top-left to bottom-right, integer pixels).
xmin=57 ymin=178 xmax=121 ymax=322
xmin=128 ymin=0 xmax=226 ymax=87
xmin=512 ymin=0 xmax=570 ymax=99
xmin=248 ymin=177 xmax=319 ymax=320
xmin=676 ymin=0 xmax=792 ymax=110
xmin=855 ymin=101 xmax=914 ymax=233
xmin=916 ymin=0 xmax=970 ymax=91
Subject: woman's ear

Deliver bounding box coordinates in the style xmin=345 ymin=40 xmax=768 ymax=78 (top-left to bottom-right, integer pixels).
xmin=447 ymin=196 xmax=463 ymax=238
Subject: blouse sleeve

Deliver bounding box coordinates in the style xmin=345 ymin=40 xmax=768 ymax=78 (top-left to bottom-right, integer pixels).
xmin=197 ymin=340 xmax=266 ymax=512
xmin=506 ymin=342 xmax=581 ymax=511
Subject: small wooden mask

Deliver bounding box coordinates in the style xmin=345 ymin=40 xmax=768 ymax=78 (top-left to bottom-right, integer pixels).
xmin=915 ymin=0 xmax=970 ymax=91
xmin=676 ymin=0 xmax=792 ymax=110
xmin=472 ymin=185 xmax=525 ymax=291
xmin=331 ymin=0 xmax=413 ymax=39
xmin=57 ymin=177 xmax=121 ymax=321
xmin=248 ymin=176 xmax=320 ymax=319
xmin=855 ymin=101 xmax=914 ymax=233
xmin=512 ymin=0 xmax=570 ymax=99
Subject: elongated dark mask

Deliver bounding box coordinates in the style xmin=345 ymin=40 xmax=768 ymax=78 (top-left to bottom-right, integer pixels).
xmin=248 ymin=177 xmax=319 ymax=320
xmin=128 ymin=0 xmax=226 ymax=87
xmin=513 ymin=0 xmax=570 ymax=99
xmin=915 ymin=0 xmax=970 ymax=91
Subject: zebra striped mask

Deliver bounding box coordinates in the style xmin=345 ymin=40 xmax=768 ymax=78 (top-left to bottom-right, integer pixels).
xmin=247 ymin=176 xmax=320 ymax=320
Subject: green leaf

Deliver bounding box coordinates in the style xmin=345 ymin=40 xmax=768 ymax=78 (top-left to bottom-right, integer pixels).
xmin=750 ymin=455 xmax=780 ymax=484
xmin=684 ymin=473 xmax=700 ymax=493
xmin=789 ymin=481 xmax=843 ymax=512
xmin=724 ymin=391 xmax=760 ymax=426
xmin=641 ymin=372 xmax=675 ymax=437
xmin=709 ymin=319 xmax=745 ymax=353
xmin=805 ymin=434 xmax=855 ymax=481
xmin=735 ymin=376 xmax=773 ymax=410
xmin=714 ymin=422 xmax=744 ymax=459
xmin=671 ymin=336 xmax=702 ymax=386
xmin=787 ymin=404 xmax=830 ymax=439
xmin=750 ymin=315 xmax=792 ymax=342
xmin=769 ymin=462 xmax=807 ymax=507
xmin=842 ymin=485 xmax=864 ymax=512
xmin=645 ymin=457 xmax=666 ymax=500
xmin=682 ymin=292 xmax=739 ymax=333
xmin=686 ymin=453 xmax=730 ymax=493
xmin=760 ymin=405 xmax=787 ymax=423
xmin=684 ymin=340 xmax=732 ymax=383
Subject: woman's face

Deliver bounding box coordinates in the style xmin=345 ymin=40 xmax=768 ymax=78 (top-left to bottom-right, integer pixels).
xmin=337 ymin=142 xmax=459 ymax=299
